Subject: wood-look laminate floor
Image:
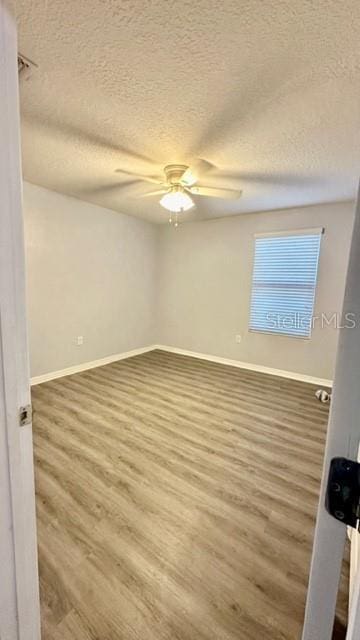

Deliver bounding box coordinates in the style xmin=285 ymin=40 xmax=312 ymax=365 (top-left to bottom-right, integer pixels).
xmin=32 ymin=350 xmax=349 ymax=640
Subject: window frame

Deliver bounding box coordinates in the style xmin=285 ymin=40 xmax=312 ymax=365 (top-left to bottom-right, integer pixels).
xmin=248 ymin=227 xmax=324 ymax=340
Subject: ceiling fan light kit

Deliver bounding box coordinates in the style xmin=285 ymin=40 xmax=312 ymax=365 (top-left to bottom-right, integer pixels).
xmin=160 ymin=185 xmax=195 ymax=213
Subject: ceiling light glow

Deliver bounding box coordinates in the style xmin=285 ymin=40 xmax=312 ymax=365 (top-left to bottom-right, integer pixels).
xmin=160 ymin=187 xmax=194 ymax=212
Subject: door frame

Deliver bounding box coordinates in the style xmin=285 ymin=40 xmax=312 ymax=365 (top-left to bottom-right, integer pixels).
xmin=302 ymin=185 xmax=360 ymax=639
xmin=0 ymin=1 xmax=41 ymax=638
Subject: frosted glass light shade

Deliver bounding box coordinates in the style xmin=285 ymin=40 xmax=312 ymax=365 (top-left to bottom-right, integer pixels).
xmin=160 ymin=189 xmax=194 ymax=212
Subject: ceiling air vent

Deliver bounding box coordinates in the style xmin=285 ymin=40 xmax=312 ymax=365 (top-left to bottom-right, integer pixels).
xmin=17 ymin=53 xmax=37 ymax=80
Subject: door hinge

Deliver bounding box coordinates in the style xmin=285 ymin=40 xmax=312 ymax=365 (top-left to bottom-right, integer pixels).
xmin=19 ymin=404 xmax=32 ymax=427
xmin=326 ymin=457 xmax=360 ymax=530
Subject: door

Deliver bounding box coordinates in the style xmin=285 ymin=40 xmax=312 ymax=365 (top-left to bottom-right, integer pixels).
xmin=302 ymin=183 xmax=360 ymax=640
xmin=0 ymin=1 xmax=41 ymax=639
xmin=347 ymin=495 xmax=360 ymax=638
xmin=347 ymin=547 xmax=360 ymax=638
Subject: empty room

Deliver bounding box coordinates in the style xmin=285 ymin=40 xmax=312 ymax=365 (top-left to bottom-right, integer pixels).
xmin=2 ymin=1 xmax=360 ymax=639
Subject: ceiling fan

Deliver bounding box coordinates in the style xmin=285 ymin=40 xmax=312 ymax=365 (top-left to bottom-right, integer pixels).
xmin=114 ymin=159 xmax=242 ymax=224
xmin=142 ymin=163 xmax=241 ymax=207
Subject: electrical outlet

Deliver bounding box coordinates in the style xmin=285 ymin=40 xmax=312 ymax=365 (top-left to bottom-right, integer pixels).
xmin=235 ymin=334 xmax=242 ymax=343
xmin=76 ymin=336 xmax=84 ymax=346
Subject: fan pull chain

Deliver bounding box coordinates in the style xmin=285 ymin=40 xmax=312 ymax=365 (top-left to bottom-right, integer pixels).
xmin=168 ymin=209 xmax=183 ymax=228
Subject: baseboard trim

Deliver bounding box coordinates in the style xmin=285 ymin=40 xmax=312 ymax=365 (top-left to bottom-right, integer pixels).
xmin=31 ymin=343 xmax=333 ymax=388
xmin=153 ymin=344 xmax=333 ymax=387
xmin=30 ymin=345 xmax=156 ymax=386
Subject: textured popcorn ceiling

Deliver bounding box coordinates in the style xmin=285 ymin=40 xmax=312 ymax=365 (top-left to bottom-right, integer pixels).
xmin=16 ymin=0 xmax=360 ymax=223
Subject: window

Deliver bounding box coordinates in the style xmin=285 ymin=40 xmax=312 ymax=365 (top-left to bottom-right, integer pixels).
xmin=249 ymin=229 xmax=323 ymax=338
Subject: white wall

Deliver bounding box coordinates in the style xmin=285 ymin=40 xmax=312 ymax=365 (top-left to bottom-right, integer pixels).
xmin=24 ymin=182 xmax=158 ymax=377
xmin=156 ymin=202 xmax=355 ymax=380
xmin=24 ymin=187 xmax=354 ymax=381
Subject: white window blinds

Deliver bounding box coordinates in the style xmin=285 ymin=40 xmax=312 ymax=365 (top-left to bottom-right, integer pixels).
xmin=249 ymin=230 xmax=322 ymax=338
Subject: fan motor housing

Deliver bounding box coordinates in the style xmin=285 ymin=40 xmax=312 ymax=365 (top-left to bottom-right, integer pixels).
xmin=164 ymin=164 xmax=188 ymax=185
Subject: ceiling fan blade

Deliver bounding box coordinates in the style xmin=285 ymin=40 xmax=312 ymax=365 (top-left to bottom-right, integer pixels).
xmin=115 ymin=168 xmax=163 ymax=185
xmin=189 ymin=185 xmax=242 ymax=199
xmin=180 ymin=168 xmax=197 ymax=187
xmin=140 ymin=189 xmax=167 ymax=197
xmin=181 ymin=158 xmax=217 ymax=187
